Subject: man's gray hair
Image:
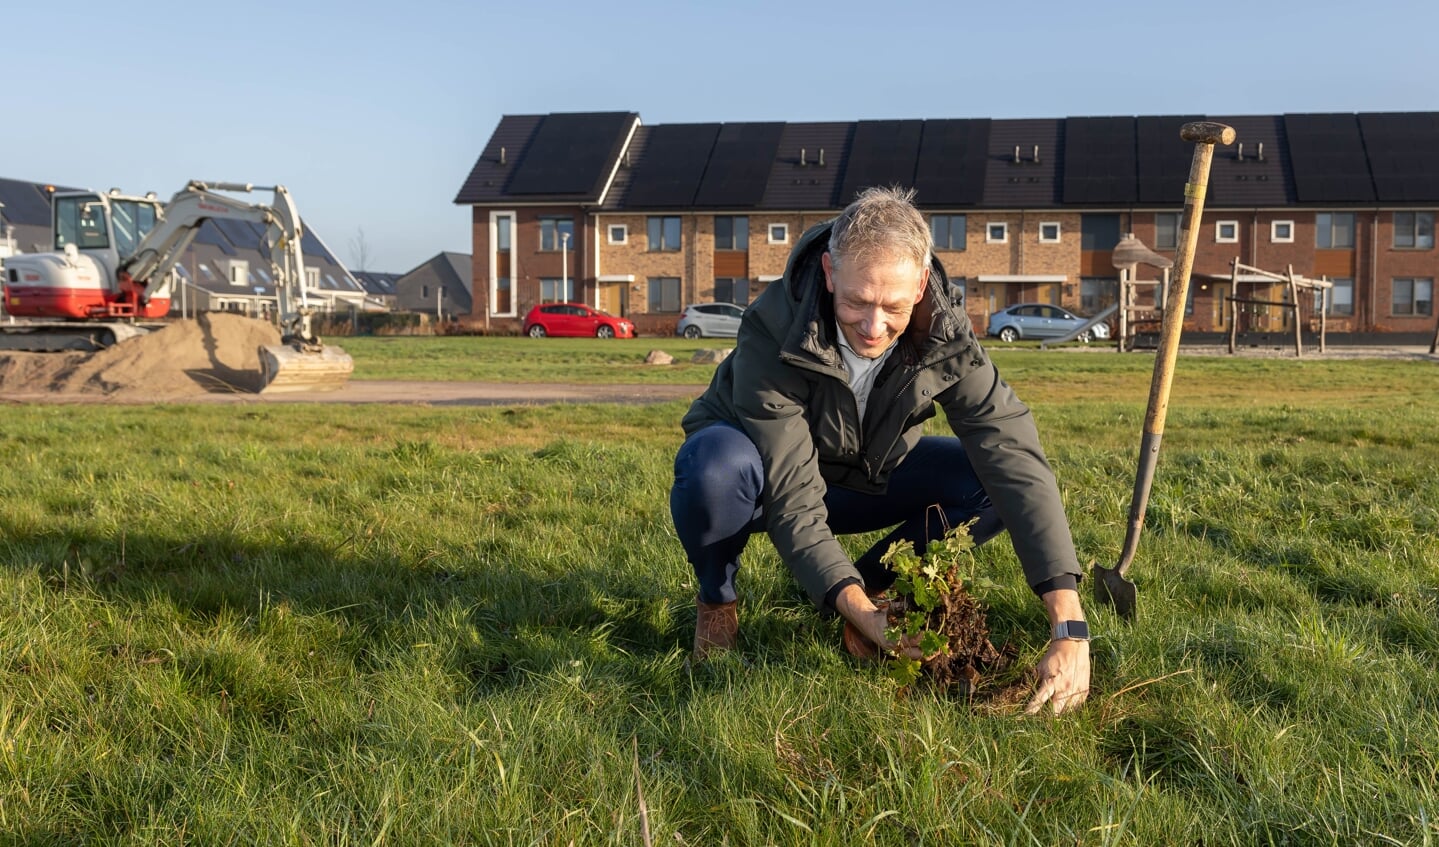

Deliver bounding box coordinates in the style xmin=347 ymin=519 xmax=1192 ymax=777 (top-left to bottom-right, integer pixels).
xmin=827 ymin=185 xmax=932 ymax=272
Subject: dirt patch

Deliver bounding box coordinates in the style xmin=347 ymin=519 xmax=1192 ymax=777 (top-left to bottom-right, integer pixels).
xmin=0 ymin=313 xmax=279 ymax=399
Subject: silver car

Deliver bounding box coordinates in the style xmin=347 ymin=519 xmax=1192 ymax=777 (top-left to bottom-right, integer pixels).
xmin=676 ymin=302 xmax=745 ymax=338
xmin=986 ymin=303 xmax=1110 ymax=342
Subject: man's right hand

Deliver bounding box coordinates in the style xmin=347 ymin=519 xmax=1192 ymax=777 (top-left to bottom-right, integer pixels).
xmin=834 ymin=583 xmax=925 ymax=659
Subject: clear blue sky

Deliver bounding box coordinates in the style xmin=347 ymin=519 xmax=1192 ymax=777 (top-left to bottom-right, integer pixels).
xmin=7 ymin=0 xmax=1435 ymax=273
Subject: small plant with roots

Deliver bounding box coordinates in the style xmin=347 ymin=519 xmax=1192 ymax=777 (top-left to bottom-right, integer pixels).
xmin=879 ymin=519 xmax=1015 ymax=695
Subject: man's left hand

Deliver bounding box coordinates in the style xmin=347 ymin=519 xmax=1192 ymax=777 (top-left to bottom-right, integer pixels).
xmin=1025 ymin=638 xmax=1090 ymax=715
xmin=1026 ymin=587 xmax=1091 ymax=716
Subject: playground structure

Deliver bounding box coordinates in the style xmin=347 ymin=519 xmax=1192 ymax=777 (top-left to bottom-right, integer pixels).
xmin=1222 ymin=260 xmax=1333 ymax=357
xmin=1112 ymin=233 xmax=1173 ymax=353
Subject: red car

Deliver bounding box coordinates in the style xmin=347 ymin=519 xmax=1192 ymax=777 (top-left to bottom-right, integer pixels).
xmin=523 ymin=303 xmax=635 ymax=338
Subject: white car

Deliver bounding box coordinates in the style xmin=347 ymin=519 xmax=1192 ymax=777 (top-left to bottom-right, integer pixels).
xmin=676 ymin=303 xmax=745 ymax=338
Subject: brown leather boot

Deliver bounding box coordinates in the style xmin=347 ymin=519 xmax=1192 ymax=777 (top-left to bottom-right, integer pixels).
xmin=692 ymin=598 xmax=738 ymax=660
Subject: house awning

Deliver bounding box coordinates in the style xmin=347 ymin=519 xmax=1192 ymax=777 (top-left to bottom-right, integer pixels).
xmin=976 ymin=275 xmax=1067 ymax=283
xmin=597 ymin=274 xmax=635 ymax=283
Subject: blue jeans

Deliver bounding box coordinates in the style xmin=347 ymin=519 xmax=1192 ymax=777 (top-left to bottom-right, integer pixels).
xmin=670 ymin=423 xmax=1003 ymax=605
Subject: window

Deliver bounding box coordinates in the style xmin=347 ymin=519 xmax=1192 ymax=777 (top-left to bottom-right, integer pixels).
xmin=1039 ymin=222 xmax=1061 ymax=243
xmin=1392 ymin=277 xmax=1434 ymax=316
xmin=1393 ymin=211 xmax=1435 ymax=249
xmin=714 ymin=277 xmax=750 ymax=305
xmin=1154 ymin=212 xmax=1180 ymax=250
xmin=648 ymin=276 xmax=681 ymax=313
xmin=715 ymin=216 xmax=749 ymax=250
xmin=1315 ymin=278 xmax=1354 ymax=316
xmin=539 ymin=217 xmax=574 ymax=252
xmin=540 ymin=277 xmax=574 ymax=303
xmin=306 ymin=267 xmax=320 ymax=289
xmin=496 ymin=216 xmax=512 ymax=251
xmin=198 ymin=263 xmax=216 ymax=281
xmin=986 ymin=222 xmax=1008 ymax=244
xmin=648 ymin=216 xmax=681 ymax=251
xmin=1271 ymin=220 xmax=1294 ymax=243
xmin=1316 ymin=212 xmax=1355 ymax=248
xmin=930 ymin=215 xmax=967 ymax=250
xmin=767 ymin=223 xmax=789 ymax=244
xmin=229 ymin=260 xmax=248 ymax=287
xmin=492 ymin=212 xmax=514 ymax=316
xmin=1215 ymin=221 xmax=1239 ymax=243
xmin=607 ymin=224 xmax=627 ymax=245
xmin=422 ymin=285 xmax=429 ymax=299
xmin=1080 ymin=278 xmax=1118 ymax=314
xmin=53 ymin=196 xmax=110 ymax=250
xmin=1080 ymin=214 xmax=1121 ymax=251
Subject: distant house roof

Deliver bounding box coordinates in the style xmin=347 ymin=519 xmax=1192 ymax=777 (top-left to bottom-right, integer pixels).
xmin=453 ymin=112 xmax=640 ymax=205
xmin=352 ymin=270 xmax=402 ymax=296
xmin=457 ymin=111 xmax=1439 ymax=211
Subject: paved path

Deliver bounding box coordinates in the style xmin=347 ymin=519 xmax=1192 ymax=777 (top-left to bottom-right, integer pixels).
xmin=1 ymin=380 xmax=705 ymax=406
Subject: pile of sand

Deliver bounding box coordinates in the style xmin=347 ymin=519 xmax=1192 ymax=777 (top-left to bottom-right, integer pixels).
xmin=0 ymin=313 xmax=282 ymax=399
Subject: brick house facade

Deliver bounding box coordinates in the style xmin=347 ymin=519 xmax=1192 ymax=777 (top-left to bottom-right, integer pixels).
xmin=455 ymin=112 xmax=1439 ymax=339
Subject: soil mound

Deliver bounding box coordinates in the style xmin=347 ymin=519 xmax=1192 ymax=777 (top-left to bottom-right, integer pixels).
xmin=0 ymin=314 xmax=280 ymax=399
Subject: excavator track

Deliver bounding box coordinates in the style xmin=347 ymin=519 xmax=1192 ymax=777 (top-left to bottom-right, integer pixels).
xmin=0 ymin=321 xmax=159 ymax=352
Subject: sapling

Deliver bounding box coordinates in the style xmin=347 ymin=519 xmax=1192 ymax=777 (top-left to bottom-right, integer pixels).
xmin=877 ymin=519 xmax=1009 ymax=691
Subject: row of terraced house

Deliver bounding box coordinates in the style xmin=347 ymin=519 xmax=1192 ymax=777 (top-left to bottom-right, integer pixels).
xmin=452 ymin=111 xmax=1439 ymax=339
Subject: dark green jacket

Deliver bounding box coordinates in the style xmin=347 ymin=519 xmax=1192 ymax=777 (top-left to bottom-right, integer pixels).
xmin=682 ymin=221 xmax=1082 ymax=607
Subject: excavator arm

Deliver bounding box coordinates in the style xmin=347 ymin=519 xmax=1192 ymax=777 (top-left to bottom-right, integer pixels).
xmin=122 ymin=181 xmax=320 ymax=346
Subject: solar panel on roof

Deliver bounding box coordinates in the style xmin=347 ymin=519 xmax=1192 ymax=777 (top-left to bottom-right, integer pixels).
xmin=1284 ymin=114 xmax=1375 ymax=203
xmin=625 ymin=123 xmax=721 ymax=208
xmin=837 ymin=120 xmax=923 ymax=203
xmin=194 ymin=220 xmax=236 ymax=255
xmin=1136 ymin=115 xmax=1201 ymax=204
xmin=913 ymin=119 xmax=990 ymax=206
xmin=693 ymin=122 xmax=784 ymax=208
xmin=300 ymin=229 xmax=335 ymax=264
xmin=211 ymin=217 xmax=262 ymax=250
xmin=1062 ymin=117 xmax=1137 ymax=204
xmin=505 ymin=112 xmax=634 ymax=196
xmin=0 ymin=179 xmax=63 ymax=226
xmin=1358 ymin=112 xmax=1439 ymax=202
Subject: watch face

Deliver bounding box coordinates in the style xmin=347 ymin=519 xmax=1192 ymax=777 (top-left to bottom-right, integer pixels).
xmin=1056 ymin=620 xmax=1090 ymax=640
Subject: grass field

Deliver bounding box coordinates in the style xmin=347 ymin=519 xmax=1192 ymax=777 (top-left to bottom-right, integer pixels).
xmin=2 ymin=347 xmax=1438 ymax=844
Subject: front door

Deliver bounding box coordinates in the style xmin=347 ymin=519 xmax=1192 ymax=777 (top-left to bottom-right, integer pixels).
xmin=598 ymin=282 xmax=627 ymax=316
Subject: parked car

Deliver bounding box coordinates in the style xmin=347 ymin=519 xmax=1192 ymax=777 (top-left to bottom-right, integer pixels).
xmin=676 ymin=302 xmax=745 ymax=338
xmin=986 ymin=303 xmax=1110 ymax=342
xmin=523 ymin=303 xmax=635 ymax=338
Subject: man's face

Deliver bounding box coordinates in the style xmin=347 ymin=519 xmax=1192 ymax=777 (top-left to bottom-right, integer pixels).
xmin=822 ymin=251 xmax=929 ymax=358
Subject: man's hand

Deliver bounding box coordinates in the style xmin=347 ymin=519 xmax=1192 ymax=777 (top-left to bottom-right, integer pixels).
xmin=834 ymin=583 xmax=924 ymax=659
xmin=1026 ymin=638 xmax=1090 ymax=715
xmin=1025 ymin=587 xmax=1091 ymax=716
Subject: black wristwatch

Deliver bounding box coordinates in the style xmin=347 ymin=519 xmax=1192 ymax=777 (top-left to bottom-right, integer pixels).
xmin=1052 ymin=620 xmax=1090 ymax=642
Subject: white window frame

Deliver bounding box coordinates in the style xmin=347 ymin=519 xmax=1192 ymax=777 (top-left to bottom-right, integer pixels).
xmin=1038 ymin=221 xmax=1061 ymax=244
xmin=767 ymin=223 xmax=789 ymax=245
xmin=489 ymin=210 xmax=517 ymax=318
xmin=1271 ymin=220 xmax=1294 ymax=243
xmin=305 ymin=267 xmax=320 ymax=289
xmin=228 ymin=259 xmax=248 ymax=287
xmin=606 ymin=223 xmax=627 ymax=245
xmin=1215 ymin=220 xmax=1240 ymax=244
xmin=986 ymin=222 xmax=1008 ymax=244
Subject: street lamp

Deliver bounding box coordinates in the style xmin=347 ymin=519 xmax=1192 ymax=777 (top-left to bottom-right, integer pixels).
xmin=560 ymin=231 xmax=570 ymax=302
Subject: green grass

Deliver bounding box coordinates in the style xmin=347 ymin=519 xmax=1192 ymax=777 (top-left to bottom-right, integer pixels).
xmin=2 ymin=356 xmax=1438 ymax=843
xmin=341 ymin=336 xmax=733 ymax=384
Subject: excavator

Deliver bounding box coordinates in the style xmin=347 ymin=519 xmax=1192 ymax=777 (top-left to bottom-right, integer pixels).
xmin=1 ymin=180 xmax=353 ymax=392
